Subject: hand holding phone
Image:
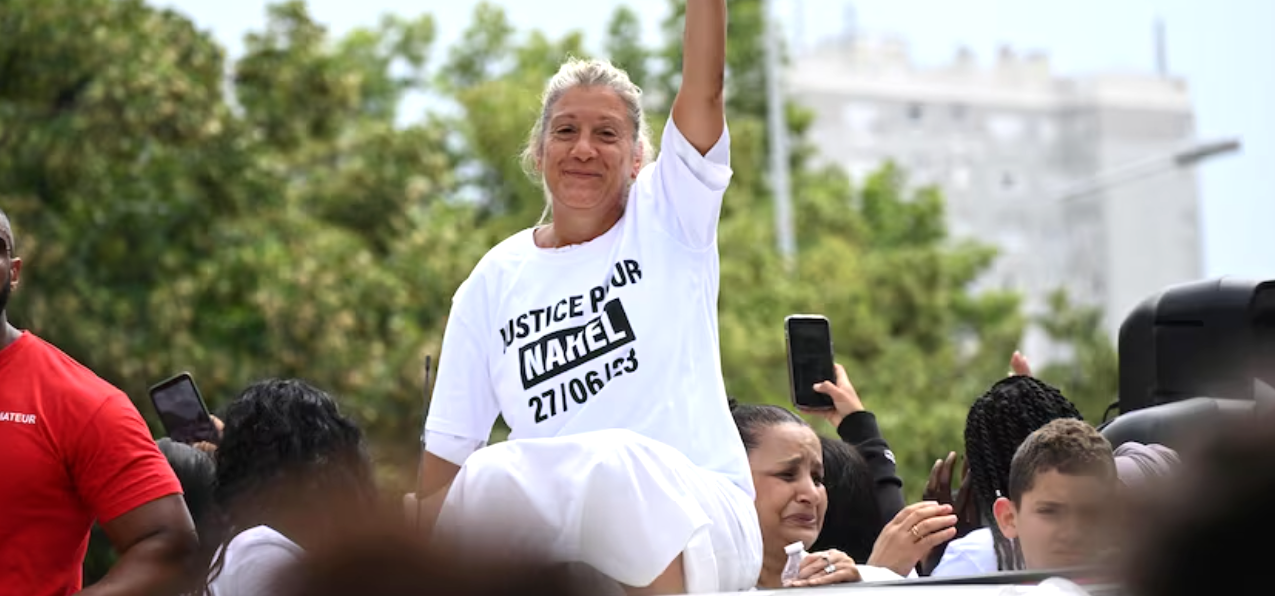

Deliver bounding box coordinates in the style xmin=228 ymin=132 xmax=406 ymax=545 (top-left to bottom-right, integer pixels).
xmin=148 ymin=372 xmax=220 ymax=445
xmin=809 ymin=364 xmax=866 ymax=427
xmin=785 ymin=315 xmax=836 ymax=410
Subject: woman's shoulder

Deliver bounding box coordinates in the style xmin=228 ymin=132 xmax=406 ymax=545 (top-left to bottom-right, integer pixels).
xmin=447 ymin=228 xmax=539 ymax=314
xmin=212 ymin=526 xmax=303 ymax=596
xmin=226 ymin=525 xmax=303 ymax=558
xmin=931 ymin=527 xmax=996 ymax=577
xmin=482 ymin=228 xmax=539 ymax=263
xmin=461 ymin=228 xmax=538 ymax=284
xmin=953 ymin=527 xmax=994 ymax=548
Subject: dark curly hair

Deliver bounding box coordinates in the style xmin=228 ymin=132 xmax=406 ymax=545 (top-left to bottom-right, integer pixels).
xmin=964 ymin=375 xmax=1082 ymax=571
xmin=205 ymin=379 xmax=374 ymax=593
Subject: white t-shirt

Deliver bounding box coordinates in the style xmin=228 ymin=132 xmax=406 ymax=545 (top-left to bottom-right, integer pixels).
xmin=931 ymin=527 xmax=997 ymax=577
xmin=208 ymin=525 xmax=304 ymax=596
xmin=425 ymin=118 xmax=752 ymax=495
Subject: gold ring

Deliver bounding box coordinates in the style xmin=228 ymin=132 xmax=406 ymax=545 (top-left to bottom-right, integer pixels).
xmin=910 ymin=525 xmax=922 ymax=539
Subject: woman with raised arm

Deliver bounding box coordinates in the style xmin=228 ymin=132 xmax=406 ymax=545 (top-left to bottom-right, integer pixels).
xmin=408 ymin=2 xmax=759 ymax=594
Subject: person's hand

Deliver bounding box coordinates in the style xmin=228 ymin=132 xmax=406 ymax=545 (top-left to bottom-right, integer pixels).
xmin=786 ymin=549 xmax=862 ymax=587
xmin=867 ymin=501 xmax=959 ymax=577
xmin=1009 ymin=350 xmax=1032 ymax=377
xmin=919 ymin=457 xmax=979 ymax=575
xmin=804 ymin=363 xmax=865 ymax=428
xmin=925 ymin=453 xmax=979 ymax=530
xmin=924 ymin=451 xmax=958 ymax=505
xmin=191 ymin=415 xmax=226 ymax=454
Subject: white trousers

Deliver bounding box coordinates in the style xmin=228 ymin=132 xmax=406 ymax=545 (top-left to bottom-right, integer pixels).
xmin=434 ymin=429 xmax=763 ymax=593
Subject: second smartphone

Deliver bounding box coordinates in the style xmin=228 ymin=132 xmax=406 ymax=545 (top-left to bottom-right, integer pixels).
xmin=784 ymin=315 xmax=836 ymax=410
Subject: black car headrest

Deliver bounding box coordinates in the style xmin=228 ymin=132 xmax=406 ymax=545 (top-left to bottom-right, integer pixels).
xmin=1118 ymin=277 xmax=1275 ymax=413
xmin=1100 ymin=397 xmax=1257 ymax=451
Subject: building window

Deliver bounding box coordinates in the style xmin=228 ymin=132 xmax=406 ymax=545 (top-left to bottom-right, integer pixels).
xmin=1038 ymin=120 xmax=1056 ymax=143
xmin=987 ymin=114 xmax=1024 ymax=142
xmin=841 ymin=103 xmax=878 ymax=134
xmin=1001 ymin=171 xmax=1017 ymax=191
xmin=907 ymin=103 xmax=924 ymax=122
xmin=951 ymin=103 xmax=968 ymax=121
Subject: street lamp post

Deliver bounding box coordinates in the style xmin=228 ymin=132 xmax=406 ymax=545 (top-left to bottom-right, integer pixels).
xmin=1050 ymin=138 xmax=1242 ymax=203
xmin=1022 ymin=136 xmax=1241 ymax=363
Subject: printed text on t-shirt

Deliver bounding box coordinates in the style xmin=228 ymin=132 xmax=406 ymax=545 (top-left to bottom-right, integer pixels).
xmin=519 ymin=298 xmax=635 ymax=389
xmin=0 ymin=411 xmax=37 ymax=425
xmin=528 ymin=347 xmax=639 ymax=423
xmin=499 ymin=259 xmax=643 ymax=352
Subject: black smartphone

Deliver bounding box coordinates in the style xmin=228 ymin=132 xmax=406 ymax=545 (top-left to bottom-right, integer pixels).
xmin=785 ymin=315 xmax=836 ymax=410
xmin=148 ymin=372 xmax=220 ymax=445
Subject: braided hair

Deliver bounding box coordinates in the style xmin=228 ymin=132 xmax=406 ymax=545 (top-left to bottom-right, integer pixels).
xmin=963 ymin=375 xmax=1082 ymax=571
xmin=205 ymin=379 xmax=374 ymax=594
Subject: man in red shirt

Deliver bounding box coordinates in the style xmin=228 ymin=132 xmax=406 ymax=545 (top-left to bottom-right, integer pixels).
xmin=0 ymin=208 xmax=199 ymax=596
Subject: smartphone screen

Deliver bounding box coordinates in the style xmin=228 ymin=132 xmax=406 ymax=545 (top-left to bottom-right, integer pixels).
xmin=149 ymin=373 xmax=219 ymax=444
xmin=786 ymin=315 xmax=835 ymax=409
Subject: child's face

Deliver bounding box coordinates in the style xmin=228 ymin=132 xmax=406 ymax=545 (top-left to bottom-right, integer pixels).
xmin=995 ymin=469 xmax=1116 ymax=570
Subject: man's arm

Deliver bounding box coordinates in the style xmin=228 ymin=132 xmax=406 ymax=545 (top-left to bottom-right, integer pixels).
xmin=80 ymin=495 xmax=199 ymax=596
xmin=671 ymin=0 xmax=727 ymax=154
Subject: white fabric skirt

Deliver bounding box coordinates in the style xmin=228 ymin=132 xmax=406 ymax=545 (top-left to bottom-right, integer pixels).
xmin=433 ymin=428 xmax=763 ymax=593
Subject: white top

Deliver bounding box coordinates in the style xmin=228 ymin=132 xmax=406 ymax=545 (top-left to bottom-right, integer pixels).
xmin=931 ymin=527 xmax=997 ymax=577
xmin=208 ymin=525 xmax=304 ymax=596
xmin=434 ymin=428 xmax=762 ymax=592
xmin=425 ymin=118 xmax=752 ymax=495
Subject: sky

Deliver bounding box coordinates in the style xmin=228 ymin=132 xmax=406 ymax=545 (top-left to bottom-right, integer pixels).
xmin=159 ymin=0 xmax=1274 ymax=281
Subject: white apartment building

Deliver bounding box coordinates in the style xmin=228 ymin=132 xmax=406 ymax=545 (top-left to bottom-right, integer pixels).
xmin=788 ymin=35 xmax=1203 ymax=360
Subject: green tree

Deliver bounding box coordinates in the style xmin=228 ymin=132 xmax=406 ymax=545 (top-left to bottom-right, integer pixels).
xmin=605 ymin=7 xmax=650 ymax=90
xmin=0 ymin=0 xmax=471 ymax=489
xmin=1034 ymin=290 xmax=1120 ymax=424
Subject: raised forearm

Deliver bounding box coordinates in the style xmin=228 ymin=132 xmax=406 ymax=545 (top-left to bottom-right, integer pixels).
xmin=672 ymin=0 xmax=727 ymax=152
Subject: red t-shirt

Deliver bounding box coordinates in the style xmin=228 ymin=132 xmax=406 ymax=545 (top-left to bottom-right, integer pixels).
xmin=0 ymin=331 xmax=183 ymax=596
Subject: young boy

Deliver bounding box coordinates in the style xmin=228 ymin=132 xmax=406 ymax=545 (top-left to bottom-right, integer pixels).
xmin=992 ymin=418 xmax=1118 ymax=571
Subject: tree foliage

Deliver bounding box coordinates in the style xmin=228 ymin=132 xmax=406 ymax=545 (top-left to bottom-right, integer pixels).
xmin=1 ymin=0 xmax=1117 ymax=524
xmin=1034 ymin=290 xmax=1120 ymax=424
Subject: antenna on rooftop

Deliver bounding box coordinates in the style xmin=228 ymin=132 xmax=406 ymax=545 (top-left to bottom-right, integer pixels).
xmin=1154 ymin=17 xmax=1168 ymax=77
xmin=843 ymin=2 xmax=857 ymax=44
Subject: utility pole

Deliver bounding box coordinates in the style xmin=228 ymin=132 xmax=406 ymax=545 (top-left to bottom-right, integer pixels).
xmin=763 ymin=0 xmax=796 ymax=270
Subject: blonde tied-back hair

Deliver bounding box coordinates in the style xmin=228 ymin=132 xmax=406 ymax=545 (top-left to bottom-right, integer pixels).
xmin=520 ymin=57 xmax=655 ymax=224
